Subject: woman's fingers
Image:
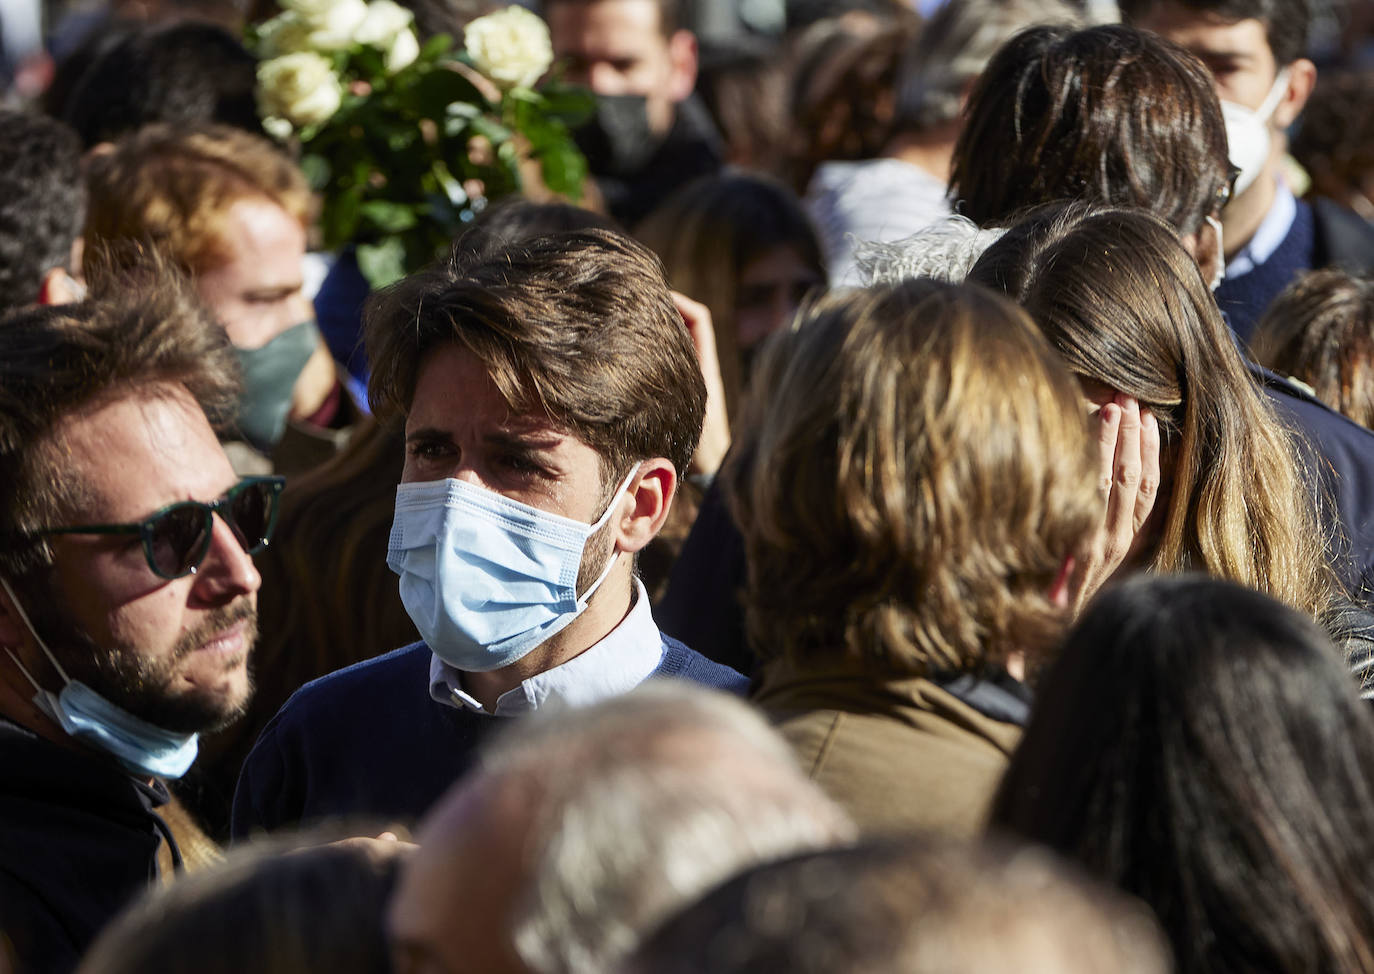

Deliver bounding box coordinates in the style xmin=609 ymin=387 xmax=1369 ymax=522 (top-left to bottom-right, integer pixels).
xmin=1135 ymin=408 xmax=1160 ymax=533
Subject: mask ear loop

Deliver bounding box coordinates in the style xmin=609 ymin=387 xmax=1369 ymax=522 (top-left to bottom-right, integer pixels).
xmin=577 ymin=462 xmax=644 ymax=604
xmin=0 ymin=574 xmax=71 ymax=690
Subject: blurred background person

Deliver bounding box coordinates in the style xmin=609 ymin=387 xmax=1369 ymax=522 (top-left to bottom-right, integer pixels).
xmin=991 ymin=574 xmax=1374 ymax=974
xmin=78 ymin=835 xmax=405 ymax=974
xmin=624 ymin=837 xmax=1172 ymax=974
xmin=803 ymin=0 xmax=1080 ymax=285
xmin=1252 ymin=269 xmax=1374 ymax=429
xmin=388 ymin=683 xmax=854 ymax=974
xmin=0 ymin=109 xmax=85 ymax=312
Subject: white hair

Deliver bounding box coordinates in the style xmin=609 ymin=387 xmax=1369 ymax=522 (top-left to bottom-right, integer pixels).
xmin=477 ymin=681 xmax=856 ymax=974
xmin=854 ymin=216 xmax=1007 ymax=286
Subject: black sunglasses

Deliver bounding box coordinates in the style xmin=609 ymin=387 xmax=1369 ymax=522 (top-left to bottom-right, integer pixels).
xmin=40 ymin=476 xmax=286 ymax=580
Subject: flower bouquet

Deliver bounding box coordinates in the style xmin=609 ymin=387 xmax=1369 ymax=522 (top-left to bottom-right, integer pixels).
xmin=252 ymin=2 xmax=593 ymax=288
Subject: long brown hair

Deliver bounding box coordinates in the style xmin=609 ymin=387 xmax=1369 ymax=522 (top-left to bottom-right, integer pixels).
xmin=727 ymin=279 xmax=1098 ymax=675
xmin=971 ymin=204 xmax=1332 ymax=617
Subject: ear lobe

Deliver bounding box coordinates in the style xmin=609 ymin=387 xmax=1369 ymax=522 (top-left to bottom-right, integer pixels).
xmin=37 ymin=268 xmax=84 ymax=306
xmin=666 ymin=30 xmax=698 ymax=104
xmin=615 ymin=459 xmax=677 ymax=553
xmin=1048 ymin=554 xmax=1076 ymax=611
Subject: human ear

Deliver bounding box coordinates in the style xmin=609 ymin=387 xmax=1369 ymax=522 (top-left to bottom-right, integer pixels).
xmin=614 ymin=458 xmax=677 ymax=553
xmin=665 ymin=29 xmax=698 ymax=103
xmin=1274 ymin=58 xmax=1316 ymax=128
xmin=37 ymin=267 xmax=85 ymax=306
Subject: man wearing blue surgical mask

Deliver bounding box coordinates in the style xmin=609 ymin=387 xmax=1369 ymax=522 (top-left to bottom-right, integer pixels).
xmin=231 ymin=228 xmax=748 ymax=837
xmin=0 ymin=283 xmax=271 ymax=973
xmin=1124 ymin=0 xmax=1374 ymax=343
xmin=84 ymin=123 xmax=356 ymax=477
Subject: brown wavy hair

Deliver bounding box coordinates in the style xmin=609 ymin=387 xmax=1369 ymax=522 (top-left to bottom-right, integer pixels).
xmin=1252 ymin=269 xmax=1374 ymax=431
xmin=970 ymin=204 xmax=1332 ymax=617
xmin=727 ymin=279 xmax=1098 ymax=675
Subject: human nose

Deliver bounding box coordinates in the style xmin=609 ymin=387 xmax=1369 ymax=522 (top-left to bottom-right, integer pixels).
xmin=191 ymin=513 xmax=262 ymax=603
xmin=588 ymin=62 xmax=626 ymax=95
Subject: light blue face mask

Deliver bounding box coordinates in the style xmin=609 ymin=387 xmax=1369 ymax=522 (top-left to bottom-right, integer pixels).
xmin=0 ymin=576 xmax=198 ymax=779
xmin=386 ymin=465 xmax=640 ymax=673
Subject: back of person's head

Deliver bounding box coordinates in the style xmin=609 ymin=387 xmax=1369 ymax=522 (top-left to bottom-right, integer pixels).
xmin=635 ymin=171 xmax=824 ymax=420
xmin=77 ymin=837 xmax=404 ymax=974
xmin=83 ymin=123 xmax=308 ymax=278
xmin=0 ymin=111 xmax=85 ymax=312
xmin=1118 ymin=0 xmax=1311 ymax=66
xmin=727 ymin=279 xmax=1097 ymax=677
xmin=1252 ymin=269 xmax=1374 ymax=430
xmin=396 ymin=682 xmax=855 ymax=974
xmin=364 ymin=227 xmax=706 ymax=480
xmin=0 ymin=270 xmax=238 ymax=586
xmin=891 ymin=0 xmax=1080 ymax=135
xmin=991 ymin=573 xmax=1374 ymax=974
xmin=969 ymin=203 xmax=1330 ymax=615
xmin=951 ymin=24 xmax=1229 ymax=236
xmin=623 ymin=836 xmax=1172 ymax=974
xmin=60 ymin=21 xmax=260 ymax=148
xmin=1292 ymin=70 xmax=1374 ymax=221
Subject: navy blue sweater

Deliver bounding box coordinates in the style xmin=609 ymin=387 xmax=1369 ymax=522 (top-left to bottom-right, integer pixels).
xmin=230 ymin=638 xmax=747 ymax=837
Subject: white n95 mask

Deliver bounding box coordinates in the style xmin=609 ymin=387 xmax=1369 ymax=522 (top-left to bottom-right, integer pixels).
xmin=386 ymin=465 xmax=641 ymax=672
xmin=1221 ymin=67 xmax=1290 ymax=199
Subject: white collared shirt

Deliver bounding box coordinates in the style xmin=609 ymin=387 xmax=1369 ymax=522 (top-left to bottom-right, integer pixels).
xmin=1225 ymin=179 xmax=1297 ymax=279
xmin=428 ymin=578 xmax=665 ymax=717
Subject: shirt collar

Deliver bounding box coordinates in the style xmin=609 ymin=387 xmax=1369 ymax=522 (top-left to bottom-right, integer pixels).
xmin=428 ymin=578 xmax=665 ymax=717
xmin=1225 ymin=179 xmax=1297 ymax=278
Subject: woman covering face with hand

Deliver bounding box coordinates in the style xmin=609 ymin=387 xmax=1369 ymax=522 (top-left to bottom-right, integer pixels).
xmin=969 ymin=203 xmax=1332 ymax=619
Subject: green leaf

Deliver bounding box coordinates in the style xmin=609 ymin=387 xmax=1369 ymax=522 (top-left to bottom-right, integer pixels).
xmin=300 ymin=153 xmax=332 ymax=191
xmin=360 ymin=200 xmax=419 ymax=232
xmin=322 ymin=189 xmax=363 ymax=249
xmin=419 ymin=33 xmax=454 ymax=62
xmin=411 ymin=66 xmax=489 ymax=119
xmin=356 ymin=237 xmax=409 ymax=289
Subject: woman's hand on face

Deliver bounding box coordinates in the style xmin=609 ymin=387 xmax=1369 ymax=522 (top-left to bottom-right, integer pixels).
xmin=1070 ymin=394 xmax=1161 ymax=611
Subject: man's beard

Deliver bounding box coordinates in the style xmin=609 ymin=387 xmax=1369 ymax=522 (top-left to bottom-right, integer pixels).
xmin=33 ymin=594 xmax=258 ymax=735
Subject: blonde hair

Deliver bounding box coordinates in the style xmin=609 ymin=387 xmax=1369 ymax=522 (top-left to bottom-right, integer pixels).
xmin=728 ymin=279 xmax=1098 ymax=674
xmin=972 ymin=204 xmax=1333 ymax=617
xmin=84 ymin=123 xmax=310 ymax=276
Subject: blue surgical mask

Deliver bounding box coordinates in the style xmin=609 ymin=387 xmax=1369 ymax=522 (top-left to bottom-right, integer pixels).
xmin=0 ymin=576 xmax=198 ymax=779
xmin=386 ymin=465 xmax=640 ymax=672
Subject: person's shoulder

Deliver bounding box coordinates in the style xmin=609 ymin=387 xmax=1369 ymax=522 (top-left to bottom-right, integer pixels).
xmin=271 ymin=642 xmax=433 ymax=726
xmin=653 ymin=633 xmax=750 ymax=695
xmin=1309 ymin=196 xmax=1374 ymax=271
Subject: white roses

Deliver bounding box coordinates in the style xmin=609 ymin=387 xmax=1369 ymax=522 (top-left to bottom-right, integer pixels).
xmin=257 ymin=51 xmax=343 ymax=127
xmin=464 ymin=6 xmax=553 ymax=90
xmin=354 ymin=0 xmax=420 ymax=72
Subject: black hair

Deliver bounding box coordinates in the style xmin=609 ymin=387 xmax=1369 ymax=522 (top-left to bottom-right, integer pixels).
xmin=0 ymin=111 xmax=85 ymax=312
xmin=991 ymin=573 xmax=1374 ymax=974
xmin=59 ymin=21 xmax=260 ymax=148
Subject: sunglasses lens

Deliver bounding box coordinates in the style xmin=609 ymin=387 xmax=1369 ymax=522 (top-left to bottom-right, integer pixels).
xmin=227 ymin=479 xmax=277 ymax=552
xmin=148 ymin=505 xmax=212 ymax=578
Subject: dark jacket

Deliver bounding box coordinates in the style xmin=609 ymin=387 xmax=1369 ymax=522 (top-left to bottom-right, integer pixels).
xmin=1217 ymin=196 xmax=1374 ymax=345
xmin=0 ymin=719 xmax=178 ymax=974
xmin=231 ymin=638 xmax=747 ymax=838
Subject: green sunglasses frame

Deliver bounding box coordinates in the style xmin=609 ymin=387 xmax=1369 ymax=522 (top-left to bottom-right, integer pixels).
xmin=40 ymin=476 xmax=286 ymax=580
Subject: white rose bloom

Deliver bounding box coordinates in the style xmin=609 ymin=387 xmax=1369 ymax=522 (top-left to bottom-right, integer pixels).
xmin=464 ymin=5 xmax=553 ymax=89
xmin=257 ymin=52 xmax=344 ymax=127
xmin=257 ymin=11 xmax=313 ymax=56
xmin=355 ymin=0 xmax=413 ymax=46
xmin=386 ymin=27 xmax=421 ymax=73
xmin=282 ymin=0 xmax=369 ymax=50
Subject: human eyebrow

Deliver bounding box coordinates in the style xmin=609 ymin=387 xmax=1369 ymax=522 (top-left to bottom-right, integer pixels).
xmin=482 ymin=429 xmax=563 ymax=452
xmin=405 ymin=427 xmax=456 ymax=450
xmin=244 ymin=283 xmax=304 ymax=301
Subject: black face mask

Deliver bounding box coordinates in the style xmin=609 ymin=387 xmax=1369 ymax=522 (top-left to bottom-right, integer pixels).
xmin=574 ymin=94 xmax=663 ymax=179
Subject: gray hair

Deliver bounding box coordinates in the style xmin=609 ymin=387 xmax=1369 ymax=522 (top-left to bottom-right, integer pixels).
xmin=893 ymin=0 xmax=1082 ymax=131
xmin=479 ymin=681 xmax=857 ymax=974
xmin=856 ymin=215 xmax=1007 ymax=286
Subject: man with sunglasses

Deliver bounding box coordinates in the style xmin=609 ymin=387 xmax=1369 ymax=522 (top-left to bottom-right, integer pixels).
xmin=0 ymin=283 xmax=280 ymax=973
xmin=232 ymin=229 xmax=747 ymax=837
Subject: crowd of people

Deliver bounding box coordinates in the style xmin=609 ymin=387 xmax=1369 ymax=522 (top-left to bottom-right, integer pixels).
xmin=5 ymin=0 xmax=1374 ymax=968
